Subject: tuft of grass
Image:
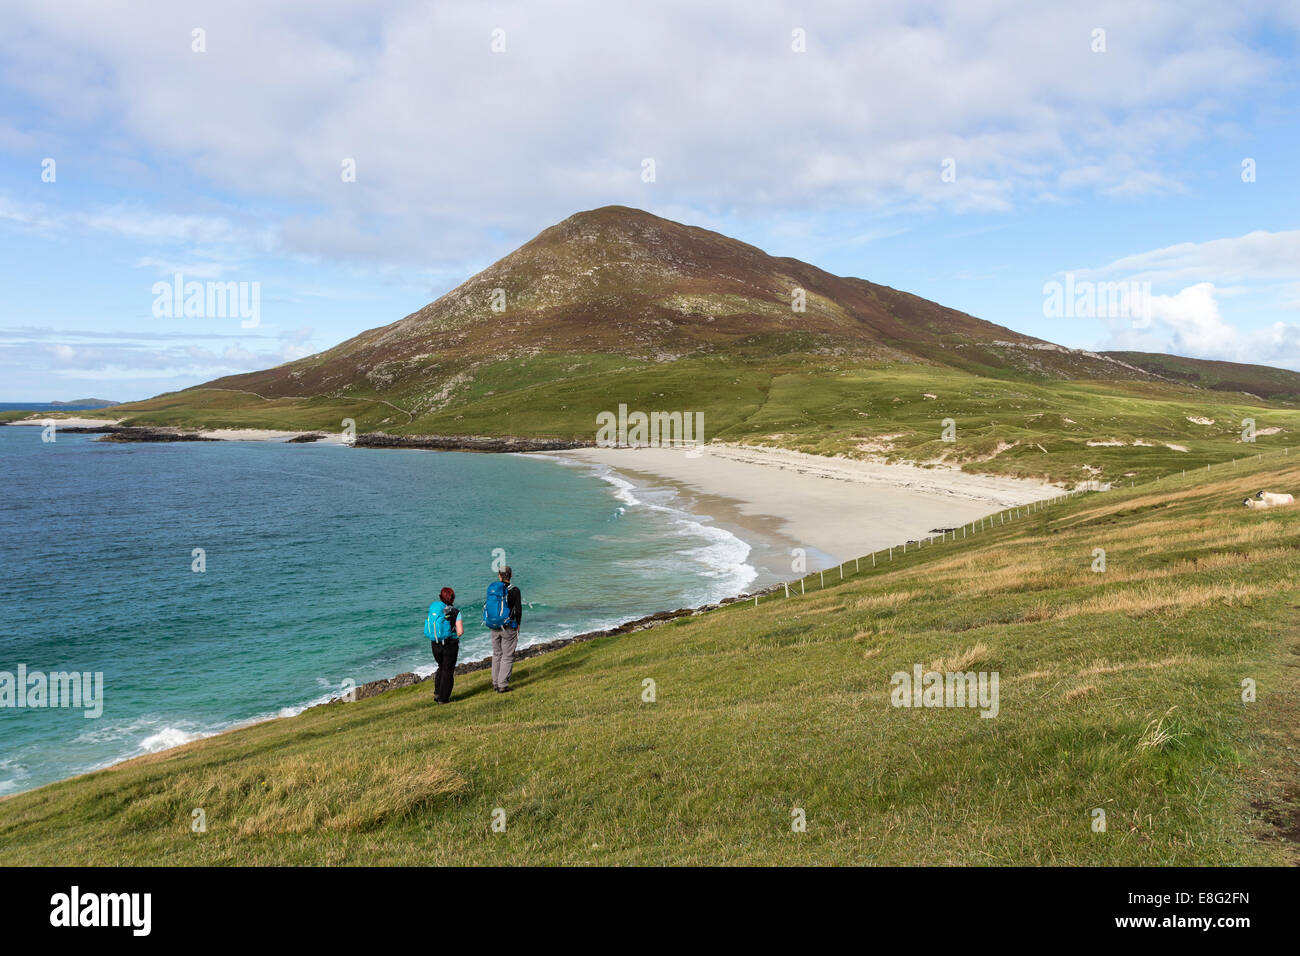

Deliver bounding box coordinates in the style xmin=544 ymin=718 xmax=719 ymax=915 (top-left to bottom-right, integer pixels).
xmin=1137 ymin=708 xmax=1185 ymax=753
xmin=928 ymin=643 xmax=990 ymax=673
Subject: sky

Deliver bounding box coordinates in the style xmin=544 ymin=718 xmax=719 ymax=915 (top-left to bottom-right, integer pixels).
xmin=1 ymin=0 xmax=1298 ymax=401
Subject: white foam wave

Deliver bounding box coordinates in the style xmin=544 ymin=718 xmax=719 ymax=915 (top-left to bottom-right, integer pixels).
xmin=139 ymin=726 xmax=207 ymax=752
xmin=582 ymin=462 xmax=757 ymax=599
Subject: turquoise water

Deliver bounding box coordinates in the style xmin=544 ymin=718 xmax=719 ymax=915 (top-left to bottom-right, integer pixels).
xmin=0 ymin=425 xmax=756 ymax=794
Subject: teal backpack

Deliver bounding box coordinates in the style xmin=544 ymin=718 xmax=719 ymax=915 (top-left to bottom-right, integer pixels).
xmin=483 ymin=581 xmax=514 ymax=629
xmin=425 ymin=600 xmax=455 ymax=642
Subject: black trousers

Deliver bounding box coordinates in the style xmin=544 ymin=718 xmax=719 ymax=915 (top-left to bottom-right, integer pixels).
xmin=430 ymin=638 xmax=459 ymax=702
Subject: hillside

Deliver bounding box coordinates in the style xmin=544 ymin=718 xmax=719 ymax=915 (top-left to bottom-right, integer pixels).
xmin=70 ymin=207 xmax=1300 ymax=486
xmin=1104 ymin=351 xmax=1300 ymax=403
xmin=200 ymin=205 xmax=1150 ymax=399
xmin=1 ymin=451 xmax=1295 ymax=865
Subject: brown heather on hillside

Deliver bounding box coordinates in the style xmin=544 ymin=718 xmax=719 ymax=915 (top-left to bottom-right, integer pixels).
xmin=198 ymin=206 xmax=1157 ymax=407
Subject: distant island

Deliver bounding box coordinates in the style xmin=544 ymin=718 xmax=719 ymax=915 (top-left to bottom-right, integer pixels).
xmin=50 ymin=398 xmax=119 ymax=408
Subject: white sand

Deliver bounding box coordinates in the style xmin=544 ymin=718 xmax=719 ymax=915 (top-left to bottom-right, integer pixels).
xmin=7 ymin=416 xmax=125 ymax=428
xmin=560 ymin=443 xmax=1060 ymax=563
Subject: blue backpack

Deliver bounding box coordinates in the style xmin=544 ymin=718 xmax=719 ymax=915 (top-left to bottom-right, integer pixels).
xmin=425 ymin=600 xmax=455 ymax=642
xmin=483 ymin=581 xmax=514 ymax=629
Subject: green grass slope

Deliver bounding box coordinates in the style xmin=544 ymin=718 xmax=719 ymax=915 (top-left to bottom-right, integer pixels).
xmin=2 ymin=453 xmax=1297 ymax=865
xmin=1105 ymin=351 xmax=1300 ymax=403
xmin=96 ymin=357 xmax=1300 ymax=487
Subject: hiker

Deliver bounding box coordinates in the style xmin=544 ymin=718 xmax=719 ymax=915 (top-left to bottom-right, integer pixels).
xmin=485 ymin=566 xmax=523 ymax=692
xmin=426 ymin=586 xmax=464 ymax=703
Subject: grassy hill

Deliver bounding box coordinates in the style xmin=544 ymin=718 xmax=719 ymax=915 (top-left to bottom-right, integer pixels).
xmin=2 ymin=451 xmax=1296 ymax=865
xmin=1104 ymin=351 xmax=1300 ymax=403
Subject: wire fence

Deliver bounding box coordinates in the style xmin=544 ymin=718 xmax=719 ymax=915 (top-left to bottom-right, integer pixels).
xmin=742 ymin=443 xmax=1295 ymax=607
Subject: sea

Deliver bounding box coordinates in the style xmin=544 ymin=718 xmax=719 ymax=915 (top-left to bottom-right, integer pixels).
xmin=0 ymin=407 xmax=760 ymax=795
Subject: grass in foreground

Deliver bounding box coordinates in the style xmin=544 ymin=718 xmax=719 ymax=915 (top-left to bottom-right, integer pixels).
xmin=1 ymin=456 xmax=1298 ymax=864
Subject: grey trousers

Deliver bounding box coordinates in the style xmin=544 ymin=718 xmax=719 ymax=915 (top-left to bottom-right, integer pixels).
xmin=491 ymin=627 xmax=519 ymax=689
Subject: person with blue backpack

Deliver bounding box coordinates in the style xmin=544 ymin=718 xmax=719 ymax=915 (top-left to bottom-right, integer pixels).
xmin=484 ymin=566 xmax=523 ymax=693
xmin=425 ymin=586 xmax=464 ymax=703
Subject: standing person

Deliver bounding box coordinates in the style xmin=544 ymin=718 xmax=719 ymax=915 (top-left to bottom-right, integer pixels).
xmin=484 ymin=566 xmax=523 ymax=693
xmin=425 ymin=586 xmax=464 ymax=703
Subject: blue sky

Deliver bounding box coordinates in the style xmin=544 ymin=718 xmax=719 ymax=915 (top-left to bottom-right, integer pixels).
xmin=2 ymin=0 xmax=1298 ymax=401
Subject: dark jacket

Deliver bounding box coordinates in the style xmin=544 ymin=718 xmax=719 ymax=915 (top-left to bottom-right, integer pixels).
xmin=506 ymin=585 xmax=523 ymax=628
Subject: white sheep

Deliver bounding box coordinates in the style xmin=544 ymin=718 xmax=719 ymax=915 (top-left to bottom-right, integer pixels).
xmin=1243 ymin=492 xmax=1294 ymax=509
xmin=1255 ymin=491 xmax=1295 ymax=506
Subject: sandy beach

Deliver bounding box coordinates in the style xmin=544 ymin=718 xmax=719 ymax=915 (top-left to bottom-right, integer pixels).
xmin=559 ymin=443 xmax=1060 ymax=568
xmin=7 ymin=416 xmax=125 ymax=428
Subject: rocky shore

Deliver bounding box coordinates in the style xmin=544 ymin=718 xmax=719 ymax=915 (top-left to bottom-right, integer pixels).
xmin=334 ymin=585 xmax=781 ymax=705
xmin=2 ymin=419 xmax=591 ymax=452
xmin=97 ymin=426 xmax=220 ymax=442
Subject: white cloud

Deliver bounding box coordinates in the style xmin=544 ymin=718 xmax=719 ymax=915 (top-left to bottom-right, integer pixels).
xmin=0 ymin=0 xmax=1287 ymax=269
xmin=1148 ymin=283 xmax=1238 ymax=356
xmin=1082 ymin=230 xmax=1300 ymax=285
xmin=0 ymin=194 xmax=252 ymax=246
xmin=2 ymin=326 xmax=321 ymax=389
xmin=1101 ymin=282 xmax=1300 ymax=369
xmin=135 ymin=256 xmax=233 ymax=279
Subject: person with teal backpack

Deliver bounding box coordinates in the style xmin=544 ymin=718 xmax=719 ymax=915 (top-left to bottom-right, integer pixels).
xmin=484 ymin=566 xmax=522 ymax=693
xmin=425 ymin=586 xmax=464 ymax=703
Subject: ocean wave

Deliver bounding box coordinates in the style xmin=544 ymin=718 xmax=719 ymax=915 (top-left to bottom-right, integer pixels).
xmin=0 ymin=755 xmax=27 ymax=795
xmin=674 ymin=519 xmax=758 ymax=593
xmin=78 ymin=718 xmax=222 ymax=775
xmin=139 ymin=726 xmax=207 ymax=752
xmin=581 ymin=462 xmax=757 ymax=600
